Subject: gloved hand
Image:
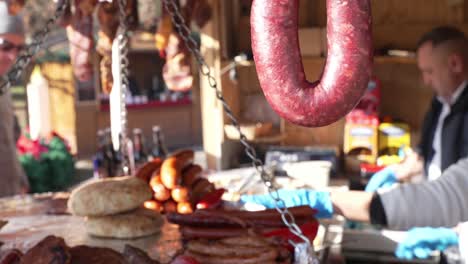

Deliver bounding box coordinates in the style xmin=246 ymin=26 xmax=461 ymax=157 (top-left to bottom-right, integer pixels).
xmin=395 ymin=227 xmax=459 ymax=260
xmin=240 ymin=189 xmax=333 ymax=218
xmin=364 ymin=166 xmax=397 ymax=192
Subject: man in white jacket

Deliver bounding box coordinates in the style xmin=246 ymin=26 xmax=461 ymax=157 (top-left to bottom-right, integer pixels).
xmin=0 ymin=1 xmax=29 ymax=197
xmin=365 ymin=26 xmax=468 ymax=194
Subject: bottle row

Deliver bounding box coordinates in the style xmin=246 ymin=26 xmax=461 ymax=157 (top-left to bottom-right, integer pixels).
xmin=93 ymin=126 xmax=168 ymax=178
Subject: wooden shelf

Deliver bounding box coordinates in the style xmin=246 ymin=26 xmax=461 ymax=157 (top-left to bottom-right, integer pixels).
xmin=248 ymin=133 xmax=287 ymax=144
xmin=226 ymin=55 xmax=417 ymax=70
xmin=375 ymin=56 xmax=416 ymax=64
xmin=225 ymin=133 xmax=286 ymax=144
xmin=99 ymin=98 xmax=192 ymax=111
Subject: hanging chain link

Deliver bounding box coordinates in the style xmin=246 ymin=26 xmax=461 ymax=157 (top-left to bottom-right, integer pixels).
xmin=117 ymin=0 xmax=133 ymax=175
xmin=0 ymin=0 xmax=70 ymax=95
xmin=162 ymin=0 xmax=316 ymax=256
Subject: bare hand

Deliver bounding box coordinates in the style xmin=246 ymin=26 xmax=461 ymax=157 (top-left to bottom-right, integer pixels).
xmin=394 ymin=149 xmax=423 ymax=181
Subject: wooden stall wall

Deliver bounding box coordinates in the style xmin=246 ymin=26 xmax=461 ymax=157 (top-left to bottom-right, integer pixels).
xmin=75 ymin=50 xmax=203 ymax=159
xmin=307 ymin=0 xmax=468 ymax=50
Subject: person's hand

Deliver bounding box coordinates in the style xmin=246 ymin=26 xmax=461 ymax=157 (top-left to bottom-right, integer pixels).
xmin=395 ymin=227 xmax=459 ymax=260
xmin=240 ymin=189 xmax=333 ymax=218
xmin=365 ymin=167 xmax=397 ymax=192
xmin=394 ymin=149 xmax=423 ymax=181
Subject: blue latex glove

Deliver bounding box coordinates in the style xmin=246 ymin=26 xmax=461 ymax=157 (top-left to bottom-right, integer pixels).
xmin=240 ymin=189 xmax=333 ymax=218
xmin=395 ymin=227 xmax=459 ymax=260
xmin=365 ymin=167 xmax=397 ymax=192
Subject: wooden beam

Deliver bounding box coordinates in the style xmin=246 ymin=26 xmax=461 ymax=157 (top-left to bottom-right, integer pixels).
xmin=200 ymin=0 xmax=225 ymax=170
xmin=465 ymin=0 xmax=468 ymax=23
xmin=219 ymin=0 xmax=234 ymax=59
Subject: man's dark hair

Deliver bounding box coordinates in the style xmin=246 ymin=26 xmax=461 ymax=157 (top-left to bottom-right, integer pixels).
xmin=417 ymin=26 xmax=468 ymax=59
xmin=417 ymin=26 xmax=467 ymax=49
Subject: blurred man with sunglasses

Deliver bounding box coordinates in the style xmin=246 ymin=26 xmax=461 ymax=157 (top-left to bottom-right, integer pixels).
xmin=0 ymin=1 xmax=29 ymax=197
xmin=0 ymin=37 xmax=24 ymax=72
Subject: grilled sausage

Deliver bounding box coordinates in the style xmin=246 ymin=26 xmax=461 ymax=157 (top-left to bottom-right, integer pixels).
xmin=160 ymin=150 xmax=194 ymax=190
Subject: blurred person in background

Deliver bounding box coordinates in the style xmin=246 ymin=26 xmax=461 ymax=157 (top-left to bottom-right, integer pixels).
xmin=0 ymin=1 xmax=29 ymax=196
xmin=366 ymin=26 xmax=468 ymax=192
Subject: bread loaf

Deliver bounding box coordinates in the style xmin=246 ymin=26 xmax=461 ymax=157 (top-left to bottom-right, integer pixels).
xmin=85 ymin=208 xmax=163 ymax=239
xmin=68 ymin=176 xmax=152 ymax=217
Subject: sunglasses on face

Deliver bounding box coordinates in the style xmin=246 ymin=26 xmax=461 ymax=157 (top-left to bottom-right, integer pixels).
xmin=0 ymin=38 xmax=25 ymax=52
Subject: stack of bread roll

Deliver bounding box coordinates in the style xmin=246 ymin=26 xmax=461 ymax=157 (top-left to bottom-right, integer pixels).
xmin=68 ymin=176 xmax=163 ymax=239
xmin=136 ymin=150 xmax=215 ymax=214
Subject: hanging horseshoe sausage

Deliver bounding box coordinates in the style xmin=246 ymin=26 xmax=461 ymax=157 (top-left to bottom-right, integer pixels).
xmin=251 ymin=0 xmax=373 ymax=127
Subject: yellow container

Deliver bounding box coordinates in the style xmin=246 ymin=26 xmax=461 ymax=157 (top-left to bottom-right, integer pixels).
xmin=344 ymin=123 xmax=379 ymax=164
xmin=377 ymin=122 xmax=410 ymax=165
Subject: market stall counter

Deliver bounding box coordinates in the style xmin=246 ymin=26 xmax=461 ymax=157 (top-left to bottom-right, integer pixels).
xmin=0 ymin=162 xmax=442 ymax=264
xmin=0 ymin=149 xmax=322 ymax=264
xmin=0 ymin=192 xmax=182 ymax=263
xmin=0 ymin=193 xmax=317 ymax=263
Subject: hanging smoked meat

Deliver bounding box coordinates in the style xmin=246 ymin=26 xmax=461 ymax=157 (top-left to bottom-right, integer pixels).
xmin=56 ymin=0 xmax=72 ymax=27
xmin=162 ymin=30 xmax=193 ymax=92
xmin=96 ymin=0 xmax=119 ymax=94
xmin=6 ymin=0 xmax=25 ymax=15
xmin=96 ymin=0 xmax=138 ymax=94
xmin=159 ymin=0 xmax=211 ymax=92
xmin=96 ymin=29 xmax=114 ymax=94
xmin=183 ymin=0 xmax=212 ymax=29
xmin=154 ymin=6 xmax=172 ymax=58
xmin=66 ymin=0 xmax=97 ymax=82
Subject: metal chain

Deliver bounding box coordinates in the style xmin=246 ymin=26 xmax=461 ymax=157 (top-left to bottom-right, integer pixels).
xmin=162 ymin=0 xmax=315 ymax=255
xmin=117 ymin=0 xmax=133 ymax=175
xmin=0 ymin=0 xmax=70 ymax=95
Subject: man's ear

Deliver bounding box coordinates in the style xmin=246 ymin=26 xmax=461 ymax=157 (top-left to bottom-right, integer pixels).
xmin=448 ymin=54 xmax=463 ymax=74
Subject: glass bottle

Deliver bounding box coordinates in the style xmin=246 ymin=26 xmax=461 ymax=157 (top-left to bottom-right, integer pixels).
xmin=151 ymin=126 xmax=168 ymax=159
xmin=133 ymin=128 xmax=148 ymax=168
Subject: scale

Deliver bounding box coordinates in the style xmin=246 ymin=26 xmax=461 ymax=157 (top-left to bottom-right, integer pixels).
xmin=0 ymin=0 xmax=319 ymax=262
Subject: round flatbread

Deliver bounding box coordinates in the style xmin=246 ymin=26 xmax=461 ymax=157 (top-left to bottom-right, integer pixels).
xmin=85 ymin=208 xmax=163 ymax=239
xmin=68 ymin=176 xmax=152 ymax=216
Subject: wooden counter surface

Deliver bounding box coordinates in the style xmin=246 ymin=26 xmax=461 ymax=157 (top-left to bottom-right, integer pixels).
xmin=0 ymin=193 xmax=182 ymax=264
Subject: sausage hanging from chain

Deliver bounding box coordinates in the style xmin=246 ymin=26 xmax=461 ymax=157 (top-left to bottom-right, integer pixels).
xmin=155 ymin=4 xmax=173 ymax=58
xmin=56 ymin=0 xmax=72 ymax=27
xmin=159 ymin=0 xmax=211 ymax=92
xmin=66 ymin=0 xmax=97 ymax=82
xmin=251 ymin=0 xmax=373 ymax=127
xmin=96 ymin=0 xmax=138 ymax=94
xmin=6 ymin=0 xmax=25 ymax=15
xmin=96 ymin=0 xmax=119 ymax=94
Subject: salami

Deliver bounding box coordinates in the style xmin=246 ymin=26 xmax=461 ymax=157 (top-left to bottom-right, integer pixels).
xmin=167 ymin=205 xmax=316 ymax=228
xmin=251 ymin=0 xmax=373 ymax=127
